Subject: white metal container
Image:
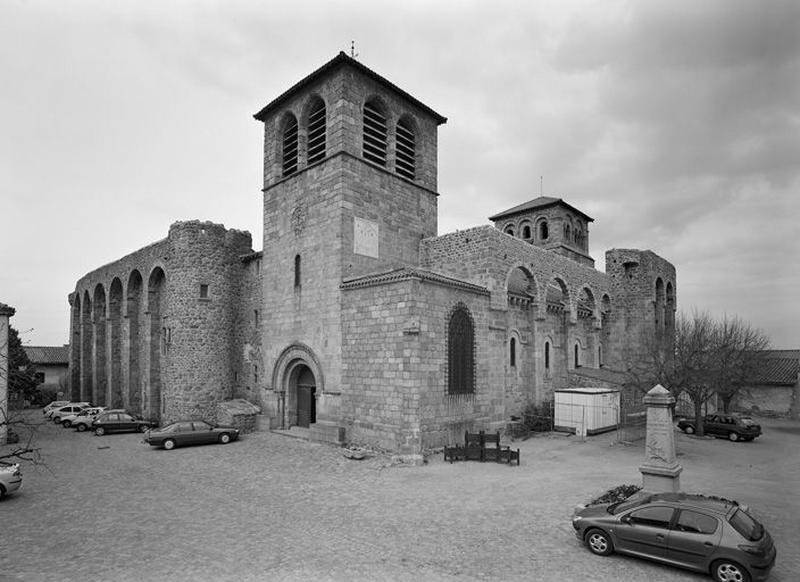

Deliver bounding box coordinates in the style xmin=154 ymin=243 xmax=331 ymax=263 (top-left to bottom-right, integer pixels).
xmin=554 ymin=387 xmax=620 ymax=435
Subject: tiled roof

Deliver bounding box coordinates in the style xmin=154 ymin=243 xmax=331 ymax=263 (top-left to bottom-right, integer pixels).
xmin=23 ymin=345 xmax=69 ymax=365
xmin=253 ymin=52 xmax=447 ymax=124
xmin=752 ymin=351 xmax=800 ymax=385
xmin=488 ymin=196 xmax=594 ymax=222
xmin=341 ymin=267 xmax=488 ymax=294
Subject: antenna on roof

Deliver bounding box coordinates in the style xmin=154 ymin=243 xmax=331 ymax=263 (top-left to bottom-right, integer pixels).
xmin=540 ymin=176 xmax=543 ymax=197
xmin=350 ymin=41 xmax=359 ymax=59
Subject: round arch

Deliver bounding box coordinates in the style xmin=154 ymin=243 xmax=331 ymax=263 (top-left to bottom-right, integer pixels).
xmin=271 ymin=343 xmax=326 ymax=429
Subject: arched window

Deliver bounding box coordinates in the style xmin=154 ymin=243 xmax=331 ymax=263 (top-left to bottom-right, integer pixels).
xmin=447 ymin=304 xmax=475 ymax=395
xmin=282 ymin=114 xmax=299 ymax=177
xmin=395 ymin=117 xmax=416 ymax=180
xmin=363 ymin=99 xmax=387 ymax=167
xmin=522 ymin=225 xmax=532 ymax=239
xmin=539 ymin=220 xmax=549 ymax=240
xmin=574 ymin=343 xmax=580 ymax=368
xmin=294 ymin=255 xmax=301 ymax=289
xmin=306 ymin=97 xmax=326 ymax=165
xmin=504 ymin=226 xmax=515 ymax=237
xmin=510 ymin=337 xmax=516 ymax=367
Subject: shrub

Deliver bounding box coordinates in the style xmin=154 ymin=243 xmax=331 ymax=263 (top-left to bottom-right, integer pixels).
xmin=589 ymin=484 xmax=642 ymax=505
xmin=522 ymin=399 xmax=553 ymax=432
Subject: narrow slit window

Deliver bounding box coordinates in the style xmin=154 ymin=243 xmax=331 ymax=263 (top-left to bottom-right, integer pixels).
xmin=282 ymin=115 xmax=299 ymax=177
xmin=294 ymin=255 xmax=301 ymax=289
xmin=199 ymin=284 xmax=209 ymax=299
xmin=510 ymin=337 xmax=516 ymax=367
xmin=307 ymin=98 xmax=326 ymax=165
xmin=363 ymin=100 xmax=387 ymax=166
xmin=545 ymin=342 xmax=550 ymax=370
xmin=395 ymin=117 xmax=416 ymax=179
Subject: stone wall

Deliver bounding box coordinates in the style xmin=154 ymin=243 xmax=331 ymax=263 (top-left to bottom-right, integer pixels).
xmin=69 ymin=221 xmax=253 ymax=424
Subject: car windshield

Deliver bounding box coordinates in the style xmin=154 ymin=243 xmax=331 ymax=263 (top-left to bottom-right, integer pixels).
xmin=608 ymin=495 xmax=651 ymax=515
xmin=729 ymin=508 xmax=764 ymax=541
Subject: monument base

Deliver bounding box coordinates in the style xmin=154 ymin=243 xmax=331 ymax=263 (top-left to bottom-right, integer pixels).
xmin=639 ymin=463 xmax=683 ymax=493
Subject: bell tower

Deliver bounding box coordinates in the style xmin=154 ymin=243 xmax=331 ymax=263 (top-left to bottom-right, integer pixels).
xmin=253 ymin=53 xmax=447 ymax=409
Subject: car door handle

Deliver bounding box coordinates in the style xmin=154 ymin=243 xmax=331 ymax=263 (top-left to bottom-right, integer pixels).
xmin=656 ymin=534 xmax=665 ymax=540
xmin=704 ymin=542 xmax=714 ymax=547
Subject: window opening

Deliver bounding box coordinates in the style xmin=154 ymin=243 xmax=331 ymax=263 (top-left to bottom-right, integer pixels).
xmin=254 ymin=309 xmax=259 ymax=326
xmin=539 ymin=221 xmax=549 ymax=240
xmin=282 ymin=115 xmax=299 ymax=177
xmin=363 ymin=100 xmax=387 ymax=166
xmin=199 ymin=284 xmax=209 ymax=299
xmin=574 ymin=343 xmax=580 ymax=368
xmin=294 ymin=255 xmax=301 ymax=289
xmin=522 ymin=225 xmax=531 ymax=239
xmin=447 ymin=305 xmax=475 ymax=395
xmin=545 ymin=342 xmax=550 ymax=370
xmin=395 ymin=117 xmax=416 ymax=179
xmin=510 ymin=337 xmax=516 ymax=367
xmin=505 ymin=227 xmax=515 ymax=237
xmin=307 ymin=98 xmax=326 ymax=164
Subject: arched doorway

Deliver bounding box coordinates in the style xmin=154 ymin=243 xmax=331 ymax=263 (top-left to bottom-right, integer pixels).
xmin=293 ymin=365 xmax=316 ymax=428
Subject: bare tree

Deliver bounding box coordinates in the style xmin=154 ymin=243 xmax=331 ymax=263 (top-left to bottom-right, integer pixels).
xmin=1 ymin=324 xmax=43 ymax=463
xmin=627 ymin=310 xmax=770 ymax=436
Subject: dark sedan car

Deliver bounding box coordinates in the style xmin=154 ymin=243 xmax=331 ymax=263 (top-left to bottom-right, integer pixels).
xmin=678 ymin=413 xmax=762 ymax=441
xmin=143 ymin=420 xmax=239 ymax=450
xmin=92 ymin=411 xmax=156 ymax=436
xmin=572 ymin=492 xmax=776 ymax=582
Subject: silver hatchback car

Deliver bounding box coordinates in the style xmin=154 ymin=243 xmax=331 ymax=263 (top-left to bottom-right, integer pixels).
xmin=572 ymin=492 xmax=775 ymax=582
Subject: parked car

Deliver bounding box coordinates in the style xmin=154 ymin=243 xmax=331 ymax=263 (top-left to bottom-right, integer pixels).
xmin=572 ymin=492 xmax=776 ymax=582
xmin=42 ymin=400 xmax=70 ymax=416
xmin=0 ymin=461 xmax=23 ymax=500
xmin=678 ymin=414 xmax=762 ymax=442
xmin=50 ymin=403 xmax=91 ymax=423
xmin=143 ymin=420 xmax=240 ymax=450
xmin=92 ymin=411 xmax=156 ymax=436
xmin=61 ymin=407 xmax=106 ymax=429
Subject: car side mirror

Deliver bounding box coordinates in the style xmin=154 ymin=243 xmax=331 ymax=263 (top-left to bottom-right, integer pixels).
xmin=621 ymin=516 xmax=631 ymax=524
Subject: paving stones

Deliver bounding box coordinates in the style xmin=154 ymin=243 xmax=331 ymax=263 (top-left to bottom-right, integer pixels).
xmin=1 ymin=413 xmax=797 ymax=581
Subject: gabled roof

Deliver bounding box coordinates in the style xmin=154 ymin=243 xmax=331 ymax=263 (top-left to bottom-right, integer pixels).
xmin=489 ymin=197 xmax=594 ymax=223
xmin=24 ymin=345 xmax=69 ymax=365
xmin=253 ymin=52 xmax=447 ymax=124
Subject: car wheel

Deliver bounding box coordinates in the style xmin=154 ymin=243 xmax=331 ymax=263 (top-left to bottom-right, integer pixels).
xmin=53 ymin=417 xmax=61 ymax=424
xmin=139 ymin=424 xmax=148 ymax=433
xmin=219 ymin=433 xmax=231 ymax=444
xmin=163 ymin=439 xmax=176 ymax=451
xmin=585 ymin=529 xmax=613 ymax=556
xmin=712 ymin=559 xmax=751 ymax=582
xmin=76 ymin=424 xmax=86 ymax=432
xmin=62 ymin=420 xmax=72 ymax=428
xmin=729 ymin=432 xmax=739 ymax=442
xmin=684 ymin=426 xmax=695 ymax=435
xmin=95 ymin=426 xmax=106 ymax=436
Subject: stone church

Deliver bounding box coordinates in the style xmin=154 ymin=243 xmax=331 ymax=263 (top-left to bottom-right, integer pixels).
xmin=67 ymin=53 xmax=676 ymax=458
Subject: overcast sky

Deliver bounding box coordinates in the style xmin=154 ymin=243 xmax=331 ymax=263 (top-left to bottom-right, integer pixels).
xmin=1 ymin=0 xmax=798 ymax=349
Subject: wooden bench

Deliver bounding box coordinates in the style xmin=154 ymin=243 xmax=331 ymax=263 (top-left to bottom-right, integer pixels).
xmin=444 ymin=430 xmax=520 ymax=465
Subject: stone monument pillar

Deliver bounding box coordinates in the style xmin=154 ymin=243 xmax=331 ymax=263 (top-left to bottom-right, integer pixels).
xmin=0 ymin=302 xmax=16 ymax=445
xmin=639 ymin=384 xmax=682 ymax=493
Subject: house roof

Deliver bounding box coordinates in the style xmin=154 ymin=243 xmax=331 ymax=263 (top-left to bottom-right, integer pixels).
xmin=489 ymin=197 xmax=594 ymax=223
xmin=752 ymin=351 xmax=800 ymax=385
xmin=253 ymin=52 xmax=447 ymax=124
xmin=23 ymin=345 xmax=69 ymax=366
